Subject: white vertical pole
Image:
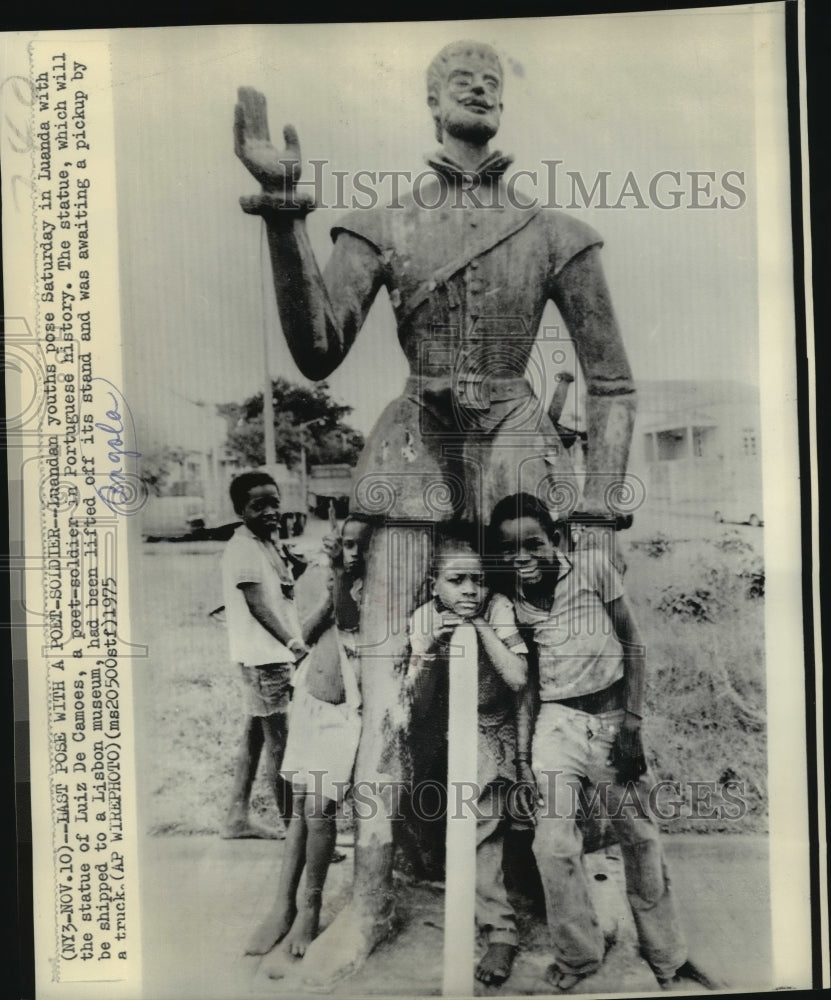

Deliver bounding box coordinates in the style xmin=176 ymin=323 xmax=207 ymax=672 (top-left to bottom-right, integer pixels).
xmin=442 ymin=623 xmax=478 ymax=997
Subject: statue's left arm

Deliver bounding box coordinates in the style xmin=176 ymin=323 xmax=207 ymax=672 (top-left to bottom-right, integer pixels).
xmin=549 ymin=244 xmax=637 ymax=516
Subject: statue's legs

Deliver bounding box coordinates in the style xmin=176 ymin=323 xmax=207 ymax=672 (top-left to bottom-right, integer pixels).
xmin=300 ymin=522 xmax=431 ymax=988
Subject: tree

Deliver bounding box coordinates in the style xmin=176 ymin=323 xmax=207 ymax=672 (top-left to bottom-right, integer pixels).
xmin=218 ymin=377 xmax=364 ymax=470
xmin=139 ymin=445 xmax=193 ymax=496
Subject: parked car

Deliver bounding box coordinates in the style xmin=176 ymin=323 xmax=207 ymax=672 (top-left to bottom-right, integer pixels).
xmin=307 ymin=463 xmax=353 ymax=518
xmin=713 ymin=494 xmax=764 ymax=527
xmin=141 ymin=463 xmax=307 ymax=541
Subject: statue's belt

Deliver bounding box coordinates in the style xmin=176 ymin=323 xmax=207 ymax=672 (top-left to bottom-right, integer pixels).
xmin=405 ymin=374 xmax=532 ymax=411
xmin=397 ymin=205 xmax=542 ymax=325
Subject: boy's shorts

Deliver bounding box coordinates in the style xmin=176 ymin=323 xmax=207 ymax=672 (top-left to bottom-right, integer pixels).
xmin=281 ymin=682 xmax=361 ymax=802
xmin=238 ymin=662 xmax=293 ymax=716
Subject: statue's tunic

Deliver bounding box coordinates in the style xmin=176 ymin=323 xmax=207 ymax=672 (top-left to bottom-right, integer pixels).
xmin=328 ymin=152 xmax=634 ymax=523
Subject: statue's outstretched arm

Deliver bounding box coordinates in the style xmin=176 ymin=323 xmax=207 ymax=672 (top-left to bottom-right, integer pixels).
xmin=234 ymin=87 xmax=384 ymax=381
xmin=550 ymin=246 xmax=637 ymax=515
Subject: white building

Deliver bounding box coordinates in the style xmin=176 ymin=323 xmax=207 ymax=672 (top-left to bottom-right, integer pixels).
xmin=630 ymin=380 xmax=762 ymax=512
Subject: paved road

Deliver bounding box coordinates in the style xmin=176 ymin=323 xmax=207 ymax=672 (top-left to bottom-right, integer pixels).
xmin=149 ymin=500 xmax=764 ymax=566
xmin=626 ymin=502 xmax=764 ymax=544
xmin=139 ymin=832 xmax=771 ymax=998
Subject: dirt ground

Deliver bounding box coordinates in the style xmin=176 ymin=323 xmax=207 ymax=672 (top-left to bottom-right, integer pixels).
xmin=137 ymin=832 xmax=771 ymax=998
xmin=131 ymin=501 xmax=770 ymax=996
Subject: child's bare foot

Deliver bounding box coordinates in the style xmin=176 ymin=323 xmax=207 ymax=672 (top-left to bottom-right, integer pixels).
xmin=261 ymin=946 xmax=291 ymax=980
xmin=222 ymin=816 xmax=285 ymax=840
xmin=475 ymin=942 xmax=517 ymax=986
xmin=284 ymin=901 xmax=321 ymax=957
xmin=245 ymin=903 xmax=296 ymax=954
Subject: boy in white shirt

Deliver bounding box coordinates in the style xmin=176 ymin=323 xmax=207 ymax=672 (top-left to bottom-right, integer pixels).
xmin=221 ymin=471 xmax=307 ymax=838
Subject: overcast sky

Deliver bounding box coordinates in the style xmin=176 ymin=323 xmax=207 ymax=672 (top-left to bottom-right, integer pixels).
xmin=109 ymin=10 xmax=778 ymax=454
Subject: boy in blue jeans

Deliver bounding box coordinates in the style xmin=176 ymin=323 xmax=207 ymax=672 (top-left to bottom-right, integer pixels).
xmin=488 ymin=493 xmax=715 ymax=992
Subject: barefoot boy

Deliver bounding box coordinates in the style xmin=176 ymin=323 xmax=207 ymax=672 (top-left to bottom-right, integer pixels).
xmin=489 ymin=493 xmax=714 ymax=992
xmin=407 ymin=524 xmax=528 ymax=987
xmin=246 ymin=514 xmax=372 ymax=960
xmin=220 ymin=471 xmax=308 ymax=839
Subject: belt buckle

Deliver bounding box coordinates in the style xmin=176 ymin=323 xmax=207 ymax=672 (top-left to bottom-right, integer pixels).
xmin=454 ymin=369 xmax=490 ymax=411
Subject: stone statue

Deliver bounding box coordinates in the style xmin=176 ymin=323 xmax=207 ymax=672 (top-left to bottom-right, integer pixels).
xmin=234 ymin=39 xmax=636 ymax=987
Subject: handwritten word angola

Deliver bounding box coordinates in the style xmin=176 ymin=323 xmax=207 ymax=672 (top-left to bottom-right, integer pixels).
xmin=91 ymin=378 xmax=147 ymax=516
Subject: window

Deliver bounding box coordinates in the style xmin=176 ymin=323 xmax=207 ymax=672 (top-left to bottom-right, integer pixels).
xmin=692 ymin=426 xmax=715 ymax=458
xmin=742 ymin=427 xmax=757 ymax=457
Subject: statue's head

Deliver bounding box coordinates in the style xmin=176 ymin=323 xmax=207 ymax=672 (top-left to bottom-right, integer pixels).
xmin=426 ymin=41 xmax=503 ymax=145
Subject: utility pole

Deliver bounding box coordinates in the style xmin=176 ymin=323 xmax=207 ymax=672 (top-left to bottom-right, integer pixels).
xmin=262 ymin=324 xmax=276 ymax=466
xmin=261 ymin=225 xmax=277 ymax=465
xmin=299 ymin=431 xmax=307 ymax=509
xmin=297 ymin=416 xmax=326 ymax=512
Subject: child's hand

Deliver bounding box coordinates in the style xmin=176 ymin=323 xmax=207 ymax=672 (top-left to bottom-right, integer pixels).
xmin=430 ymin=606 xmax=464 ymax=645
xmin=322 ymin=532 xmax=342 ymax=564
xmin=609 ymin=713 xmax=647 ymax=784
xmin=511 ymin=761 xmax=539 ymax=824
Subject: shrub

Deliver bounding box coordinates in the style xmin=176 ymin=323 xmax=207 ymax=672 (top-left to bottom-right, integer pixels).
xmin=656 ymin=585 xmax=721 ymax=622
xmin=633 ymin=533 xmax=674 ymax=558
xmin=738 ymin=557 xmax=765 ymax=599
xmin=711 ymin=531 xmax=753 ymax=554
xmin=650 ymin=550 xmax=764 ymax=622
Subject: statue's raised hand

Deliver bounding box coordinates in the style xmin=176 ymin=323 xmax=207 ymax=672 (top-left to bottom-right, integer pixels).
xmin=234 ymin=87 xmax=313 ymax=215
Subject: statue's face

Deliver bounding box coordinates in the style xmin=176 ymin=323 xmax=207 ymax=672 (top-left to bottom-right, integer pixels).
xmin=431 ymin=50 xmax=503 ymax=144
